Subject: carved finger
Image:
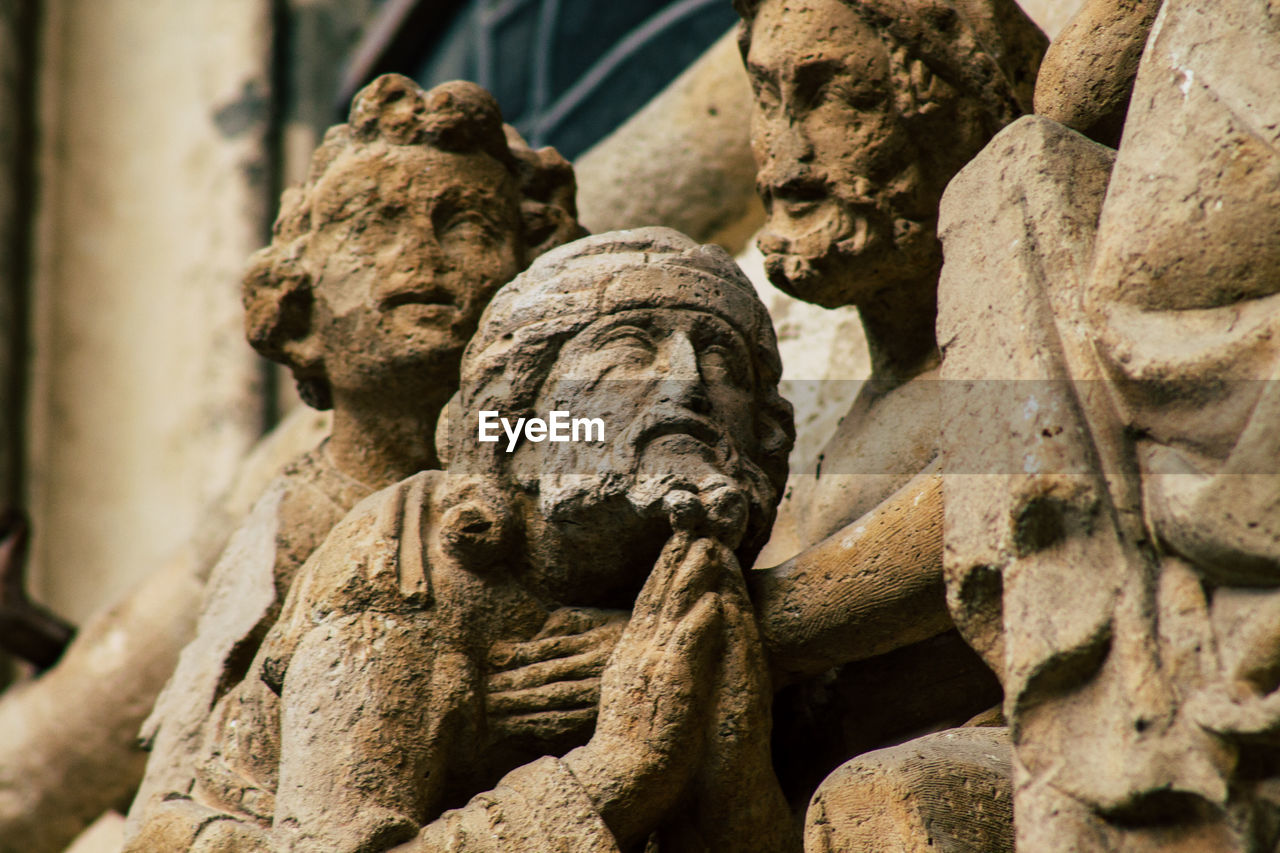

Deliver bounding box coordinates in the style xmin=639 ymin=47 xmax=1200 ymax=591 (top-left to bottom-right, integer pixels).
xmin=658 ymin=538 xmax=724 ymax=624
xmin=531 ymin=606 xmax=626 ymax=640
xmin=487 ymin=646 xmax=611 ymax=693
xmin=488 ymin=631 xmax=609 ymax=670
xmin=488 ymin=707 xmax=598 ymax=743
xmin=630 ymin=531 xmax=695 ymax=627
xmin=645 ymin=592 xmax=725 ymax=739
xmin=488 ymin=677 xmax=601 ymax=716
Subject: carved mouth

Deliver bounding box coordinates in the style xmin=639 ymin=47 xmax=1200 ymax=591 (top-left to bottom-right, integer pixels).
xmin=635 ymin=412 xmax=730 ymax=459
xmin=759 ymin=203 xmax=868 ymax=261
xmin=379 ymin=285 xmax=455 ymax=311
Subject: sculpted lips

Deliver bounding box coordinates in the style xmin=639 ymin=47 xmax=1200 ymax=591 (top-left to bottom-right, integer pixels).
xmin=758 ymin=178 xmax=874 ymax=267
xmin=378 ymin=284 xmax=459 ymax=324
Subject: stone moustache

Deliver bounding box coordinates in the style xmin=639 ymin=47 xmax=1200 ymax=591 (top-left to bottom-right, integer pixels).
xmin=128 ymin=227 xmax=799 ymax=852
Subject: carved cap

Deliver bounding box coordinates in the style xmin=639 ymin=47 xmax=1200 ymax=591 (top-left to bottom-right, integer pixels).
xmin=457 ymin=227 xmax=794 ymax=513
xmin=465 ymin=227 xmax=781 ymax=381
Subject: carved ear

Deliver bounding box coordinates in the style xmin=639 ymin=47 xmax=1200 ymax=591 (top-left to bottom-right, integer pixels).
xmin=521 ymin=199 xmax=588 ymax=262
xmin=243 ymin=242 xmax=332 ymax=408
xmin=503 ymin=126 xmax=588 ymax=261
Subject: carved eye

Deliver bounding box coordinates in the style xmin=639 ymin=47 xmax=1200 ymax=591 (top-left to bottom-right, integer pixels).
xmin=442 ymin=213 xmax=499 ymax=240
xmin=599 ymin=326 xmax=654 ymax=365
xmin=751 ymin=74 xmax=781 ymax=112
xmin=434 ymin=201 xmax=502 ymax=246
xmin=700 ymin=345 xmax=746 ymax=386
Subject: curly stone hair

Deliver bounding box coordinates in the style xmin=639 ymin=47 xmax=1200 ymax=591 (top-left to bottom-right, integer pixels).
xmin=734 ymin=0 xmax=1045 ymax=137
xmin=243 ymin=74 xmax=586 ymax=409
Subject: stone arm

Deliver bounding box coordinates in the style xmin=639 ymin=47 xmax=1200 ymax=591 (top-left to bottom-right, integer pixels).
xmin=748 ymin=466 xmax=952 ymax=684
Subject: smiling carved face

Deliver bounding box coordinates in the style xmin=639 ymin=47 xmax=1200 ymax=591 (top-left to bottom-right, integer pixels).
xmin=746 ymin=0 xmax=950 ymax=308
xmin=304 ymin=143 xmax=524 ymax=401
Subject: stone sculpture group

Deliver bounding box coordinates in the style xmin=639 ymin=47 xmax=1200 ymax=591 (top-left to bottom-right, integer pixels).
xmin=4 ymin=0 xmax=1279 ymax=850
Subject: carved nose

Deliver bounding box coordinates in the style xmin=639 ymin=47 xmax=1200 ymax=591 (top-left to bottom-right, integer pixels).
xmin=759 ymin=148 xmax=823 ymax=203
xmin=773 ymin=118 xmax=815 ymax=166
xmin=658 ymin=334 xmax=711 ymax=414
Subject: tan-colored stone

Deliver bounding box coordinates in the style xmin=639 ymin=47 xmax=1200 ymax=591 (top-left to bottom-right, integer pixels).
xmin=938 ymin=114 xmax=1118 ymax=683
xmin=130 ymin=228 xmax=799 ymax=852
xmin=805 ymin=727 xmax=1013 ymax=853
xmin=27 ymin=0 xmax=273 ymax=625
xmin=1035 ymin=0 xmax=1163 ymax=146
xmin=124 ymin=75 xmax=587 ymax=850
xmin=735 ymin=0 xmax=1046 ymax=834
xmin=739 ymin=0 xmax=1047 ymax=568
xmin=939 ymin=0 xmax=1280 ymax=840
xmin=574 ymin=29 xmax=763 ymax=253
xmin=0 ymin=404 xmax=328 ymax=853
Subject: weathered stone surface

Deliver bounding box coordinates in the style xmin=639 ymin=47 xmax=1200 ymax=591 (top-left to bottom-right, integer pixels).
xmin=938 ymin=114 xmax=1147 ymax=853
xmin=938 ymin=115 xmax=1118 ymax=684
xmin=1077 ymin=0 xmax=1280 ymax=845
xmin=0 ymin=404 xmax=329 ymax=853
xmin=941 ymin=0 xmax=1280 ymax=841
xmin=805 ymin=727 xmax=1013 ymax=853
xmin=740 ymin=0 xmax=1047 ymax=568
xmin=129 ymin=228 xmax=798 ymax=852
xmin=734 ymin=0 xmax=1048 ymax=841
xmin=1035 ymin=0 xmax=1163 ymax=146
xmin=125 ymin=75 xmax=586 ymax=850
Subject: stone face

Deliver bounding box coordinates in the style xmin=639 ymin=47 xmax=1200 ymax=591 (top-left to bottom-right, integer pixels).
xmin=120 ymin=75 xmax=588 ymax=850
xmin=741 ymin=0 xmax=1044 ymax=313
xmin=733 ymin=0 xmax=1048 ymax=843
xmin=739 ymin=0 xmax=1048 ymax=572
xmin=1035 ymin=0 xmax=1163 ymax=146
xmin=129 ymin=228 xmax=799 ymax=852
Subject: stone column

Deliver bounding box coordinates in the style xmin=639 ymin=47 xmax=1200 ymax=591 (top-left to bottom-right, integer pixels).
xmin=27 ymin=0 xmax=274 ymax=623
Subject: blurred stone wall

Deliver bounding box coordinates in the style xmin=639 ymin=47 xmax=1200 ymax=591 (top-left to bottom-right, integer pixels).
xmin=26 ymin=0 xmax=274 ymax=623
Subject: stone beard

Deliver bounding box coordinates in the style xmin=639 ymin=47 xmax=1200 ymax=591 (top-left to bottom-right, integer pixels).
xmin=450 ymin=227 xmax=794 ymax=581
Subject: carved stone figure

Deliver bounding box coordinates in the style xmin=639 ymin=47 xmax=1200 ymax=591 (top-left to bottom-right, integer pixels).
xmin=127 ymin=227 xmax=797 ymax=852
xmin=123 ymin=73 xmax=584 ymax=847
xmin=733 ymin=0 xmax=1042 ymax=844
xmin=739 ymin=0 xmax=1044 ymax=559
xmin=1034 ymin=0 xmax=1162 ymax=147
xmin=941 ymin=0 xmax=1280 ymax=848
